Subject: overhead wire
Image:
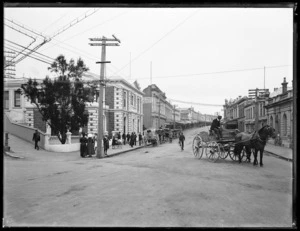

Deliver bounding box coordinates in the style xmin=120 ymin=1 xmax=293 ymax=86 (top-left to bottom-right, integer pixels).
xmin=132 ymin=65 xmax=292 ymax=80
xmin=112 ymin=9 xmax=200 ymax=76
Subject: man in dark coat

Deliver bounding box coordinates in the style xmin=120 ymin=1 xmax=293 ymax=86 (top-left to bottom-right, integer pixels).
xmin=122 ymin=133 xmax=126 ymax=145
xmin=127 ymin=133 xmax=131 ymax=144
xmin=210 ymin=115 xmax=222 ymax=139
xmin=133 ymin=132 xmax=137 ymax=146
xmin=32 ymin=129 xmax=40 ymax=150
xmin=103 ymin=135 xmax=109 ymax=156
xmin=130 ymin=132 xmax=135 ymax=148
xmin=179 ymin=132 xmax=185 ymax=151
xmin=80 ymin=133 xmax=87 ymax=157
xmin=138 ymin=133 xmax=143 ymax=146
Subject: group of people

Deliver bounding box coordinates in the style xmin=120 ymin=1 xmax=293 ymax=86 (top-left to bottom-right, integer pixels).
xmin=80 ymin=133 xmax=99 ymax=158
xmin=120 ymin=132 xmax=143 ymax=148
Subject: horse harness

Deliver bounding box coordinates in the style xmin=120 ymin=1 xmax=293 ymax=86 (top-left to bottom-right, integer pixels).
xmin=234 ymin=131 xmax=267 ymax=146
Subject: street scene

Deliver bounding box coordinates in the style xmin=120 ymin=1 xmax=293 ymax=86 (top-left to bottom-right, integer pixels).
xmin=4 ymin=127 xmax=293 ymax=227
xmin=4 ymin=4 xmax=295 ymax=228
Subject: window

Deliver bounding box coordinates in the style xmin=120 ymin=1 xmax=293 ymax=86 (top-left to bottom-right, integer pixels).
xmin=131 ymin=94 xmax=134 ymax=106
xmin=282 ymin=114 xmax=287 ymax=136
xmin=123 ymin=91 xmax=127 ymax=108
xmin=14 ymin=90 xmax=21 ymax=107
xmin=4 ymin=91 xmax=9 ymax=109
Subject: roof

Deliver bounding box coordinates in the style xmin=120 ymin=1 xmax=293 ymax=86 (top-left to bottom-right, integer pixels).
xmin=269 ymin=87 xmax=293 ymax=98
xmin=82 ymin=72 xmax=144 ymax=95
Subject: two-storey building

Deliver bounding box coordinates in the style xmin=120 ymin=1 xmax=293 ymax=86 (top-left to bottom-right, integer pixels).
xmin=265 ymin=77 xmax=293 ymax=148
xmin=142 ymin=84 xmax=167 ymax=129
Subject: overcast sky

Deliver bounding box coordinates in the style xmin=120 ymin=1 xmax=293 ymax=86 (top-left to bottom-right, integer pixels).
xmin=4 ymin=6 xmax=294 ymax=115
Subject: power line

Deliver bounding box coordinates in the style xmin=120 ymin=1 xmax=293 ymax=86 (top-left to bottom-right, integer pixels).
xmin=5 ymin=17 xmax=47 ymax=39
xmin=133 ymin=65 xmax=292 ymax=80
xmin=49 ymin=8 xmax=99 ymax=40
xmin=5 ymin=46 xmax=53 ymax=65
xmin=112 ymin=9 xmax=200 ymax=76
xmin=5 ymin=39 xmax=54 ymax=62
xmin=40 ymin=10 xmax=128 ymax=53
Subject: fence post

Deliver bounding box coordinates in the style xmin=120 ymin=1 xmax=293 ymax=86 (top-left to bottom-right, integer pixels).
xmin=66 ymin=131 xmax=72 ymax=144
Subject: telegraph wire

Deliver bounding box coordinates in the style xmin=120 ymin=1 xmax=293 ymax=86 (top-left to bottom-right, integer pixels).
xmin=49 ymin=8 xmax=99 ymax=40
xmin=132 ymin=65 xmax=292 ymax=80
xmin=112 ymin=9 xmax=200 ymax=76
xmin=5 ymin=39 xmax=55 ymax=62
xmin=5 ymin=17 xmax=47 ymax=39
xmin=5 ymin=45 xmax=53 ymax=64
xmin=5 ymin=46 xmax=53 ymax=65
xmin=40 ymin=9 xmax=128 ymax=53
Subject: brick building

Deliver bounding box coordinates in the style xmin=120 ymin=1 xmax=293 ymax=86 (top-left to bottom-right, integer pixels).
xmin=142 ymin=84 xmax=167 ymax=129
xmin=83 ymin=73 xmax=144 ymax=137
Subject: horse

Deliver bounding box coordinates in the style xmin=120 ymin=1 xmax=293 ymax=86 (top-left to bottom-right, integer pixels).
xmin=234 ymin=125 xmax=277 ymax=166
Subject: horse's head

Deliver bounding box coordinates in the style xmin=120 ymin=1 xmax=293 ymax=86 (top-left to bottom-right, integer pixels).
xmin=259 ymin=125 xmax=277 ymax=139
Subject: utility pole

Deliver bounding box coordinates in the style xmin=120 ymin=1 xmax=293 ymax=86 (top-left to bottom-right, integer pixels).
xmin=173 ymin=104 xmax=177 ymax=129
xmin=89 ymin=35 xmax=120 ymax=159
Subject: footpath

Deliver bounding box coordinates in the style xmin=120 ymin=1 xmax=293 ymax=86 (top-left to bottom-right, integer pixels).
xmin=3 ymin=132 xmax=293 ymax=162
xmin=3 ymin=133 xmax=151 ymax=160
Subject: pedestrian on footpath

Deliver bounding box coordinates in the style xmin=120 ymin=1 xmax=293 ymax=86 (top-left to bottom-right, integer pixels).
xmin=86 ymin=134 xmax=95 ymax=157
xmin=32 ymin=129 xmax=40 ymax=150
xmin=127 ymin=132 xmax=131 ymax=144
xmin=103 ymin=135 xmax=109 ymax=156
xmin=133 ymin=132 xmax=137 ymax=146
xmin=80 ymin=132 xmax=87 ymax=158
xmin=179 ymin=132 xmax=185 ymax=151
xmin=122 ymin=132 xmax=126 ymax=145
xmin=130 ymin=132 xmax=135 ymax=148
xmin=93 ymin=133 xmax=98 ymax=153
xmin=138 ymin=133 xmax=143 ymax=146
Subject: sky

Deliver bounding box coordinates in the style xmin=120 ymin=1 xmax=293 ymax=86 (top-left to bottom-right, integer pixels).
xmin=4 ymin=6 xmax=294 ymax=115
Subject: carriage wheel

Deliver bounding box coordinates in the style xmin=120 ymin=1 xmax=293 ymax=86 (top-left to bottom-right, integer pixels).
xmin=241 ymin=148 xmax=248 ymax=162
xmin=192 ymin=135 xmax=203 ymax=159
xmin=218 ymin=143 xmax=229 ymax=159
xmin=228 ymin=144 xmax=239 ymax=161
xmin=206 ymin=141 xmax=219 ymax=162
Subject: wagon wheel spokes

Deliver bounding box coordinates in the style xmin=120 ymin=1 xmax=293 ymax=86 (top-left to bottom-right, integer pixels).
xmin=207 ymin=141 xmax=219 ymax=162
xmin=228 ymin=144 xmax=239 ymax=161
xmin=218 ymin=143 xmax=229 ymax=159
xmin=192 ymin=135 xmax=203 ymax=159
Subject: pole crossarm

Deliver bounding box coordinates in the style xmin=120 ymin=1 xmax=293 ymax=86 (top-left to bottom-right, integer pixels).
xmin=89 ymin=38 xmax=118 ymax=41
xmin=89 ymin=43 xmax=120 ymax=46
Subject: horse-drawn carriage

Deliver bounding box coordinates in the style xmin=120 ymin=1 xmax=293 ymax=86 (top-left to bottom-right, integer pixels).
xmin=144 ymin=129 xmax=159 ymax=146
xmin=192 ymin=125 xmax=276 ymax=166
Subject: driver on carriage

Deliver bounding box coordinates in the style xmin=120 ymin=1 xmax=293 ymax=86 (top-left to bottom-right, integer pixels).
xmin=210 ymin=115 xmax=223 ymax=140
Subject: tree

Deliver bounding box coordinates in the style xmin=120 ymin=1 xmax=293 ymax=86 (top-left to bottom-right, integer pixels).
xmin=21 ymin=55 xmax=97 ymax=144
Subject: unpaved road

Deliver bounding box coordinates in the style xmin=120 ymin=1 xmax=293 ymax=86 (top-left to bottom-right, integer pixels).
xmin=3 ymin=127 xmax=293 ymax=227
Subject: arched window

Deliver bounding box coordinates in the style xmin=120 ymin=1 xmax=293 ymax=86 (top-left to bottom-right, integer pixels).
xmin=282 ymin=114 xmax=287 ymax=136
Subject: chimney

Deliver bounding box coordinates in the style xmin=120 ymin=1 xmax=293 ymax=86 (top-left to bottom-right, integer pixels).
xmin=282 ymin=77 xmax=288 ymax=93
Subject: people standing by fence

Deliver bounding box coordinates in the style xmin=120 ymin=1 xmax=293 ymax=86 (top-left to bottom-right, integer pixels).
xmin=86 ymin=134 xmax=95 ymax=157
xmin=80 ymin=132 xmax=87 ymax=158
xmin=32 ymin=129 xmax=40 ymax=150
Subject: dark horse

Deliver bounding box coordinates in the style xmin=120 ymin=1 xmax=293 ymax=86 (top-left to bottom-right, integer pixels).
xmin=234 ymin=125 xmax=277 ymax=166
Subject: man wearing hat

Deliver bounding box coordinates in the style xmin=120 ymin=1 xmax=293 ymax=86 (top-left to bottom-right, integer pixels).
xmin=210 ymin=115 xmax=222 ymax=139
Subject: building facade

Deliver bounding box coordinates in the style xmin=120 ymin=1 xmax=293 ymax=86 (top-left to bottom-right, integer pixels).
xmin=265 ymin=78 xmax=293 ymax=148
xmin=143 ymin=84 xmax=168 ymax=129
